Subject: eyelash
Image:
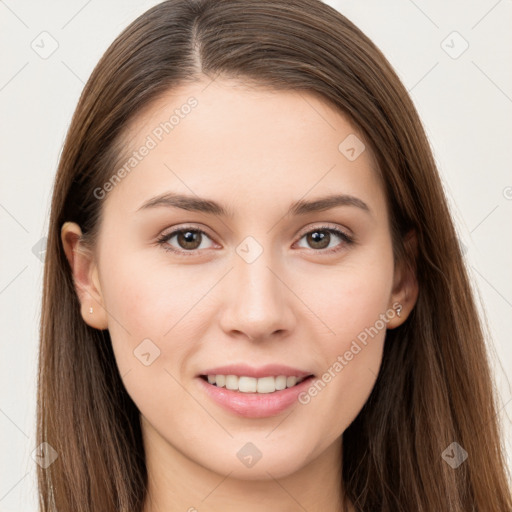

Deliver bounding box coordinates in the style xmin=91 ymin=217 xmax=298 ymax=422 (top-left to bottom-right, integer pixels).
xmin=156 ymin=224 xmax=354 ymax=257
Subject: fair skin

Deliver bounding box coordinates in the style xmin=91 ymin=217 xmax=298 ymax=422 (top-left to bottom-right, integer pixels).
xmin=62 ymin=78 xmax=418 ymax=512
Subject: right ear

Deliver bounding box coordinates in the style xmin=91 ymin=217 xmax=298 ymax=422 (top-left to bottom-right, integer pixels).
xmin=60 ymin=222 xmax=109 ymax=330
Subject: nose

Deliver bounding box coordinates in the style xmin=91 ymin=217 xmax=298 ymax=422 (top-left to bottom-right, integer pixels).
xmin=218 ymin=248 xmax=296 ymax=343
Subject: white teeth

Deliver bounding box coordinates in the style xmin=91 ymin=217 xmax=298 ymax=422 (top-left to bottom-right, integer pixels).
xmin=257 ymin=376 xmax=275 ymax=394
xmin=205 ymin=374 xmax=308 ymax=393
xmin=286 ymin=376 xmax=297 ymax=388
xmin=275 ymin=375 xmax=287 ymax=390
xmin=225 ymin=375 xmax=238 ymax=390
xmin=239 ymin=376 xmax=257 ymax=392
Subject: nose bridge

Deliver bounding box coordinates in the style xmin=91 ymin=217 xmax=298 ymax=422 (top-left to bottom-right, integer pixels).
xmin=220 ymin=236 xmax=293 ymax=339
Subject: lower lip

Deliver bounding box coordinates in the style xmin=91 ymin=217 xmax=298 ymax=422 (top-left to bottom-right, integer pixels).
xmin=196 ymin=376 xmax=315 ymax=418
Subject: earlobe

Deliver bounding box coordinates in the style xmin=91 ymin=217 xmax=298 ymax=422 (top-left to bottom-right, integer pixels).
xmin=387 ymin=230 xmax=419 ymax=329
xmin=61 ymin=221 xmax=109 ymax=330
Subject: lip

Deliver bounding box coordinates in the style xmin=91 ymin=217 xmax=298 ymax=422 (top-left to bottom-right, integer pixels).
xmin=198 ymin=364 xmax=313 ymax=379
xmin=196 ymin=374 xmax=315 ymax=419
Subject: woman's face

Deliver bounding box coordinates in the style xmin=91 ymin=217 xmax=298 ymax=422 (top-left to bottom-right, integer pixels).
xmin=67 ymin=78 xmax=413 ymax=480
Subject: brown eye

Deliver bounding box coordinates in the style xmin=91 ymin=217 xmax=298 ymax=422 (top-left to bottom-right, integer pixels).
xmin=157 ymin=227 xmax=215 ymax=255
xmin=305 ymin=230 xmax=331 ymax=250
xmin=296 ymin=225 xmax=353 ymax=253
xmin=176 ymin=230 xmax=203 ymax=250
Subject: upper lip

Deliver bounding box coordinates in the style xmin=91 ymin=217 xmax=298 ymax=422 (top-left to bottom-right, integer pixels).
xmin=198 ymin=364 xmax=314 ymax=379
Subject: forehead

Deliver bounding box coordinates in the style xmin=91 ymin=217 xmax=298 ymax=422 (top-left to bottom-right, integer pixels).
xmin=102 ymin=77 xmax=385 ymax=220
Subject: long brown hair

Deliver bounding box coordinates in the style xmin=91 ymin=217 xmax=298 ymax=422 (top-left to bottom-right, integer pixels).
xmin=37 ymin=0 xmax=512 ymax=510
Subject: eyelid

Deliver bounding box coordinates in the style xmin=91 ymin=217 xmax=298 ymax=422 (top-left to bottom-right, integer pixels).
xmin=158 ymin=223 xmax=215 ymax=240
xmin=295 ymin=222 xmax=352 ymax=239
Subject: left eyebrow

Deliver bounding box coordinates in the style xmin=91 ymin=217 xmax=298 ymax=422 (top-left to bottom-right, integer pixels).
xmin=136 ymin=192 xmax=371 ymax=217
xmin=289 ymin=194 xmax=371 ymax=216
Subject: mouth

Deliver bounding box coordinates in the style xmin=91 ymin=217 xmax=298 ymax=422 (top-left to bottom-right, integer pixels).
xmin=199 ymin=373 xmax=315 ymax=394
xmin=196 ymin=371 xmax=316 ymax=418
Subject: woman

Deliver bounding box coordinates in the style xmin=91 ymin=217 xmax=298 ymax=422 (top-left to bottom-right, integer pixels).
xmin=37 ymin=0 xmax=512 ymax=510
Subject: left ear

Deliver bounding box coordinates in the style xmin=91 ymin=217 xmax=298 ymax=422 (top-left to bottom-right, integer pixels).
xmin=387 ymin=230 xmax=419 ymax=329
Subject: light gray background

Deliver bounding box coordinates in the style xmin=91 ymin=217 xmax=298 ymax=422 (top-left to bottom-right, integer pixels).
xmin=1 ymin=1 xmax=511 ymax=510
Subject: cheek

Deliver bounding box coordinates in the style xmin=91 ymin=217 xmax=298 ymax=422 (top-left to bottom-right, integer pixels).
xmin=295 ymin=252 xmax=394 ymax=438
xmin=98 ymin=252 xmax=214 ymax=425
xmin=98 ymin=250 xmax=212 ymax=372
xmin=305 ymin=252 xmax=394 ymax=352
